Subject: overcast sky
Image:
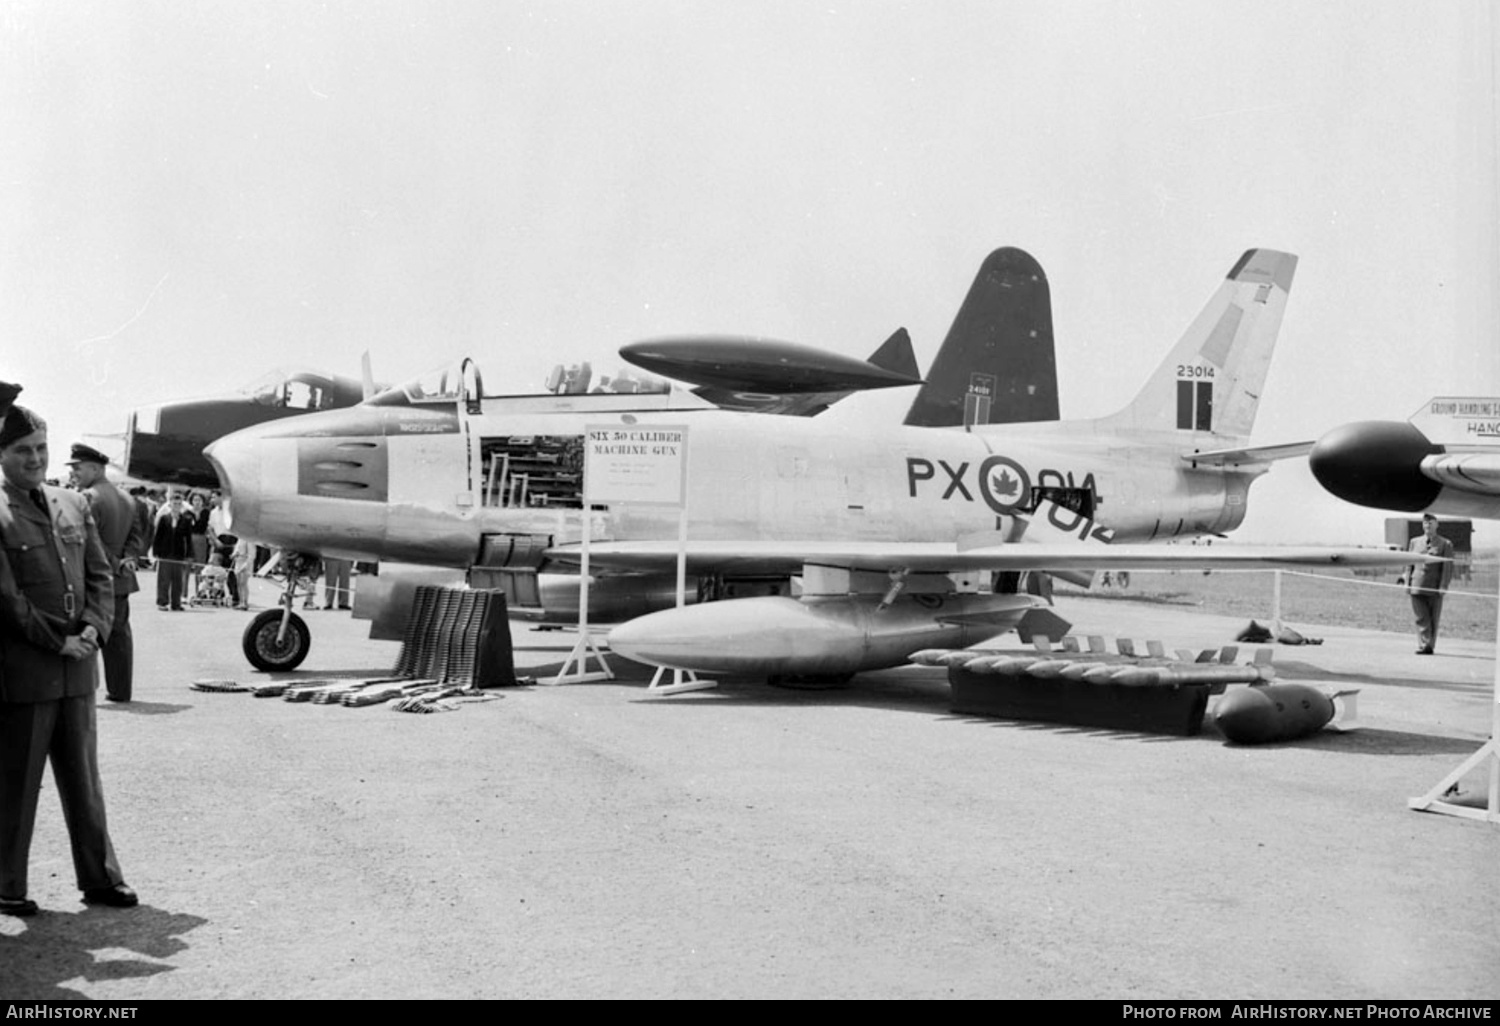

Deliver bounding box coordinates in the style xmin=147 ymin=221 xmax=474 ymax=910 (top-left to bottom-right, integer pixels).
xmin=3 ymin=1 xmax=1496 ymax=544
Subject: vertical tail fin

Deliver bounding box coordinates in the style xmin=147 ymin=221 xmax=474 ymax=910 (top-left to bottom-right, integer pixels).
xmin=904 ymin=247 xmax=1060 ymax=428
xmin=867 ymin=328 xmax=921 ymax=382
xmin=361 ymin=352 xmax=377 ymax=401
xmin=1099 ymin=248 xmax=1297 ymax=443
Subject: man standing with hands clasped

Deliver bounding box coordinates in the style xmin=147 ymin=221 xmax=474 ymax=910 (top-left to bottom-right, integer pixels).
xmin=0 ymin=385 xmax=137 ymax=916
xmin=67 ymin=443 xmax=143 ymax=702
xmin=1401 ymin=513 xmax=1456 ymax=656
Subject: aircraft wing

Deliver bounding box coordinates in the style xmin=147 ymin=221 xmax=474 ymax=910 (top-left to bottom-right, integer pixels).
xmin=1181 ymin=441 xmax=1314 ymax=468
xmin=1419 ymin=451 xmax=1500 ymax=496
xmin=547 ymin=539 xmax=1430 ymax=576
xmin=687 ymin=387 xmax=883 ymax=418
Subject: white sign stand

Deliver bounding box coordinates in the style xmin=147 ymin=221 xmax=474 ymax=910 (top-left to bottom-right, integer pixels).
xmin=542 ymin=503 xmax=613 ymax=685
xmin=1407 ymin=572 xmax=1500 ymax=823
xmin=546 ymin=424 xmax=711 ymax=692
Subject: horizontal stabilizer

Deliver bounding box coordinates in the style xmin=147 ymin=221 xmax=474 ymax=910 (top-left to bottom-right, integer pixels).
xmin=1181 ymin=441 xmax=1315 ymax=467
xmin=867 ymin=327 xmax=921 ymax=382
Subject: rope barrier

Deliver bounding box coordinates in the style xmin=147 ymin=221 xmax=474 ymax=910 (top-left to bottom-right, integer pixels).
xmin=141 ymin=555 xmax=357 ymax=601
xmin=141 ymin=556 xmax=240 ymax=570
xmin=1119 ymin=565 xmax=1500 ymax=602
xmin=1272 ymin=567 xmax=1498 ymax=602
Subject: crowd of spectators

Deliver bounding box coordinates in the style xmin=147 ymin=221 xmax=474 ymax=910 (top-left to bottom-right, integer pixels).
xmin=46 ymin=478 xmax=357 ymax=612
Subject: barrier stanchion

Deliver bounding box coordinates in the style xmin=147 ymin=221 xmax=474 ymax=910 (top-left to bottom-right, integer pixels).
xmin=1408 ymin=570 xmax=1500 ymax=823
xmin=647 ymin=496 xmax=713 ymax=695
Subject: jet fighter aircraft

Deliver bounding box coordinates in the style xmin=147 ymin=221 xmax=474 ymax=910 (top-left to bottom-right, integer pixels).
xmin=205 ymin=247 xmax=1421 ymax=677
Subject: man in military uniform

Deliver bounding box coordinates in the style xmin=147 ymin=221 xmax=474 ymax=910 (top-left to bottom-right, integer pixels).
xmin=0 ymin=394 xmax=137 ymax=915
xmin=1402 ymin=513 xmax=1456 ymax=655
xmin=67 ymin=443 xmax=143 ymax=702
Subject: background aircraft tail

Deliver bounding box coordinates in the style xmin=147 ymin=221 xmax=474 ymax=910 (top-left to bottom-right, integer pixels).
xmin=866 ymin=327 xmax=922 ymax=382
xmin=904 ymin=247 xmax=1060 ymax=428
xmin=1097 ymin=248 xmax=1297 ymax=443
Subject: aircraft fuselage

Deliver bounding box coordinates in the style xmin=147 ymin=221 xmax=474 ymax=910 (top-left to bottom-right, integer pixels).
xmin=209 ymin=393 xmax=1260 ymax=572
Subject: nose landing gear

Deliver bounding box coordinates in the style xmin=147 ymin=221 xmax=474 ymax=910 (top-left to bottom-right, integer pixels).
xmin=240 ymin=550 xmax=320 ymax=672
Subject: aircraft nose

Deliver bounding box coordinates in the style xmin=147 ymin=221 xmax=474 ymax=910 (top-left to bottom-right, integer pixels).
xmin=204 ymin=427 xmax=266 ymax=538
xmin=1308 ymin=420 xmax=1442 ymax=513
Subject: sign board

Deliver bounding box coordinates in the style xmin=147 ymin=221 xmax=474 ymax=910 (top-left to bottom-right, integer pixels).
xmin=1409 ymin=397 xmax=1500 ymax=444
xmin=584 ymin=424 xmax=688 ymax=506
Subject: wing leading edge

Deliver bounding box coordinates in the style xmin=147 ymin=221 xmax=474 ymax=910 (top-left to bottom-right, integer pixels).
xmin=547 ymin=538 xmax=1432 ymax=577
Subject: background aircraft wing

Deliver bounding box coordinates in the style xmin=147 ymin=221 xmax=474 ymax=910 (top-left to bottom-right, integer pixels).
xmin=1420 ymin=451 xmax=1500 ymax=495
xmin=547 ymin=539 xmax=1429 ymax=576
xmin=687 ymin=387 xmax=882 ymax=418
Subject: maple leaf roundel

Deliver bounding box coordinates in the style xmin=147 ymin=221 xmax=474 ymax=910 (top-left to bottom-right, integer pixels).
xmin=978 ymin=455 xmax=1031 ymax=515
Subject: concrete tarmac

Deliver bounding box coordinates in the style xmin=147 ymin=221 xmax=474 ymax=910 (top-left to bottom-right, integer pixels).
xmin=1 ymin=582 xmax=1496 ymax=1000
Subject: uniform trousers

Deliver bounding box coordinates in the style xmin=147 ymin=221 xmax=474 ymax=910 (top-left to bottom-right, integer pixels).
xmin=1410 ymin=592 xmax=1444 ymax=653
xmin=0 ymin=695 xmax=123 ymax=896
xmin=155 ymin=561 xmax=187 ymax=609
xmin=103 ymin=596 xmax=133 ymax=701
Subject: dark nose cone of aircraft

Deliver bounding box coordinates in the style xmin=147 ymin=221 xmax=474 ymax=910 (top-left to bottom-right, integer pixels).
xmin=620 ymin=337 xmax=921 ymax=393
xmin=1308 ymin=420 xmax=1442 ymax=513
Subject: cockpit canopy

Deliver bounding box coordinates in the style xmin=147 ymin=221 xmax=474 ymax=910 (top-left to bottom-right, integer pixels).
xmin=542 ymin=361 xmax=670 ymax=396
xmin=240 ymin=369 xmax=361 ymax=411
xmin=365 ymin=359 xmax=483 ymax=407
xmin=366 ymin=366 xmax=462 ymax=406
xmin=366 ymin=358 xmax=674 ymax=407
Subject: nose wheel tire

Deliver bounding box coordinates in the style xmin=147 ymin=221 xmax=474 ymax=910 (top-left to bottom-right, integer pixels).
xmin=243 ymin=609 xmax=312 ymax=672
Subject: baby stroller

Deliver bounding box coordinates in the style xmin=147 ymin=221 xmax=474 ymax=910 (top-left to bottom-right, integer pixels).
xmin=192 ymin=558 xmax=232 ymax=607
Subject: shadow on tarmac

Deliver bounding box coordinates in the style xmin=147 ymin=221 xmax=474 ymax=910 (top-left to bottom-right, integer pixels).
xmin=0 ymin=905 xmax=208 ymax=999
xmin=1276 ymin=659 xmax=1497 ymax=695
xmin=1283 ymin=725 xmax=1489 ymax=757
xmin=590 ymin=666 xmax=1490 ymax=758
xmin=939 ymin=713 xmax=1483 ymax=756
xmin=98 ymin=701 xmax=194 ymax=716
xmin=246 ymin=666 xmax=400 ymax=681
xmin=516 ymin=654 xmax=966 ymax=715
